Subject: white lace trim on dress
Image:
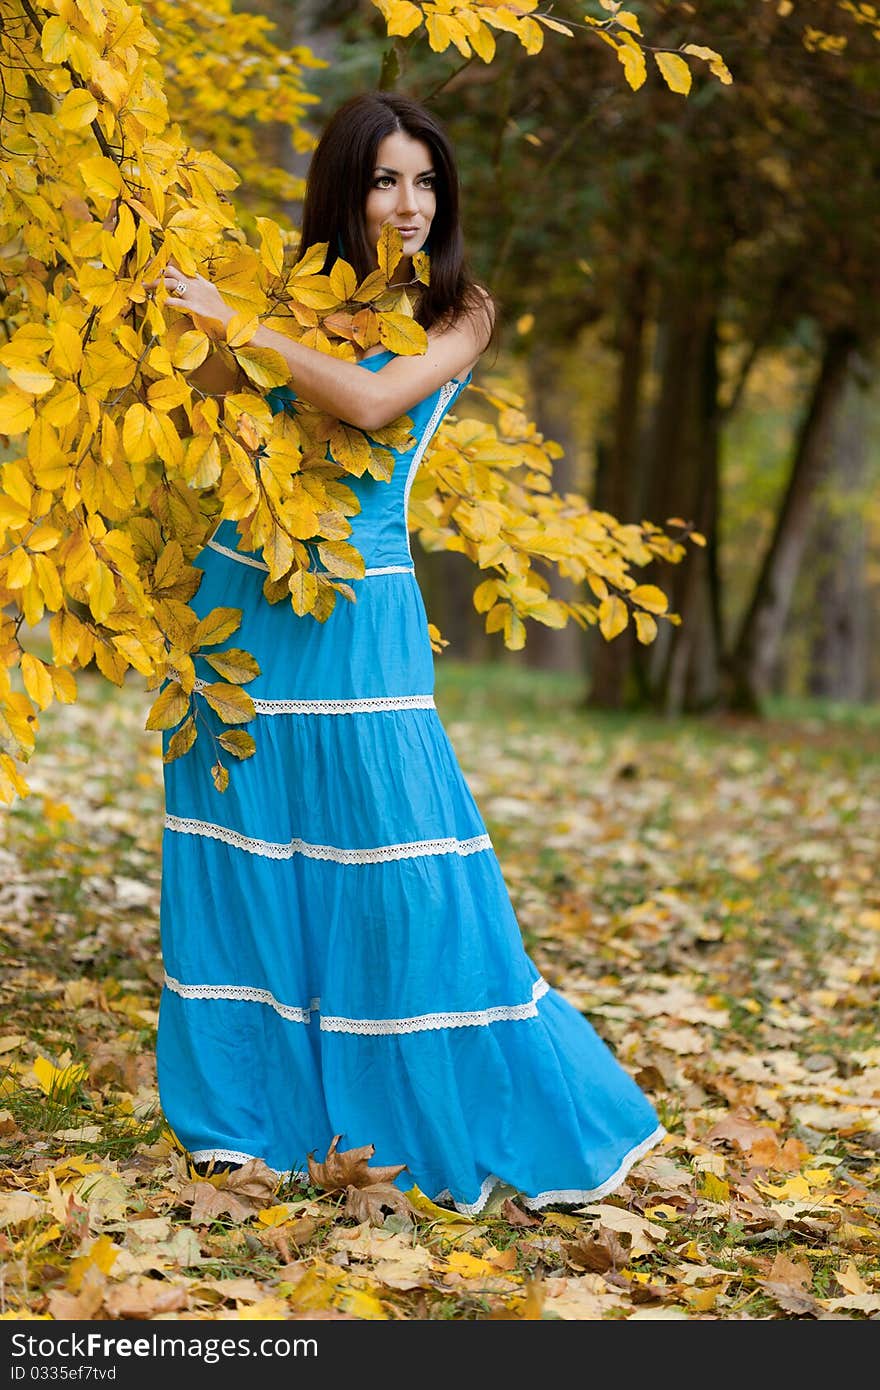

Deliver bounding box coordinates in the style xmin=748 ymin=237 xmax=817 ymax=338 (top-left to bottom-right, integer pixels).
xmin=403 ymin=380 xmax=458 ymax=563
xmin=164 ymin=813 xmax=492 ymax=864
xmin=163 ymin=972 xmax=549 ymax=1035
xmin=164 ymin=974 xmax=316 ymax=1023
xmin=320 ymin=977 xmax=550 ymax=1035
xmin=432 ymin=1125 xmax=668 ymax=1215
xmin=205 ymin=538 xmax=414 ymax=579
xmin=190 ymin=676 xmax=436 ymax=715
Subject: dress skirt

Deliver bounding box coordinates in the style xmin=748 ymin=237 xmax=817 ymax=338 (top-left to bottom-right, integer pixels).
xmin=157 ymin=353 xmax=664 ymax=1213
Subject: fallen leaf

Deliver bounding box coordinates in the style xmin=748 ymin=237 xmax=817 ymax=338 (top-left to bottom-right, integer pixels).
xmin=308 ymin=1135 xmax=407 ymax=1193
xmin=344 ymin=1182 xmax=414 ymax=1226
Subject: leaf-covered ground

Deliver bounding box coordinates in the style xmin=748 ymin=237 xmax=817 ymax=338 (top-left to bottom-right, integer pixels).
xmin=1 ymin=661 xmax=878 ymax=1320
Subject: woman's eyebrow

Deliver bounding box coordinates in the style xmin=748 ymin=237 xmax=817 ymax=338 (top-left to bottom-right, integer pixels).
xmin=374 ymin=165 xmax=435 ymax=176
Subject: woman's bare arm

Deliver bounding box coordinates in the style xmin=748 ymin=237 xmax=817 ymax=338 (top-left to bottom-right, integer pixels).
xmin=157 ymin=265 xmax=493 ymax=429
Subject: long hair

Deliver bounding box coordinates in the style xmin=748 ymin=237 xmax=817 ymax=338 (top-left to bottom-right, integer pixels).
xmin=298 ymin=90 xmax=498 ymax=357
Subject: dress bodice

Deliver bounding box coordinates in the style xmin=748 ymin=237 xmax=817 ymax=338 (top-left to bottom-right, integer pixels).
xmin=214 ymin=348 xmax=471 ymax=575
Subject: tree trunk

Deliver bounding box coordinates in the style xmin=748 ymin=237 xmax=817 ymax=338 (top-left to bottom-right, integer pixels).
xmin=592 ymin=281 xmax=723 ymax=715
xmin=524 ymin=345 xmax=584 ymax=675
xmin=806 ymin=350 xmax=872 ymax=701
xmin=725 ymin=328 xmax=859 ymax=712
xmin=585 ymin=263 xmax=650 ymax=709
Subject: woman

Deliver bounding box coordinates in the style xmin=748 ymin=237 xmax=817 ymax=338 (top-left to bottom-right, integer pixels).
xmin=156 ymin=90 xmax=664 ymax=1213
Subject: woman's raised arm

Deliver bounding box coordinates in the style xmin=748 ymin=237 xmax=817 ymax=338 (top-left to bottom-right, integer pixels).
xmin=155 ymin=264 xmax=492 ymax=429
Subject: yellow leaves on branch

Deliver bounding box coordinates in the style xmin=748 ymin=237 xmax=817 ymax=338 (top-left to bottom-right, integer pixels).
xmin=411 ymin=390 xmax=692 ymax=650
xmin=370 ymin=2 xmax=731 ymax=92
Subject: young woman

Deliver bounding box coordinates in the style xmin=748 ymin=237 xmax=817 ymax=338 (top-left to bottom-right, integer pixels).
xmin=156 ymin=90 xmax=664 ymax=1214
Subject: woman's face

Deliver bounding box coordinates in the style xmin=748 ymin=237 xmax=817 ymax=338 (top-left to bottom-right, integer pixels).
xmin=364 ymin=130 xmax=436 ymax=270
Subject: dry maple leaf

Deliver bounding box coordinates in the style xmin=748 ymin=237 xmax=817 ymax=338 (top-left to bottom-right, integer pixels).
xmin=307 ymin=1134 xmax=407 ymax=1193
xmin=182 ymin=1181 xmax=255 ymax=1225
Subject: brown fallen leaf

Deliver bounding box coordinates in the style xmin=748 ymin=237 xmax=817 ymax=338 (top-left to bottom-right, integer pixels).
xmin=46 ymin=1266 xmax=106 ymax=1320
xmin=563 ymin=1225 xmax=629 ymax=1273
xmin=500 ymin=1197 xmax=542 ymax=1227
xmin=757 ymin=1251 xmax=820 ymax=1316
xmin=181 ymin=1180 xmax=256 ymax=1225
xmin=308 ymin=1134 xmax=407 ymax=1193
xmin=102 ymin=1279 xmax=188 ymax=1318
xmin=704 ymin=1110 xmax=777 ymax=1153
xmin=344 ymin=1182 xmax=415 ymax=1226
xmin=179 ymin=1158 xmax=280 ymax=1224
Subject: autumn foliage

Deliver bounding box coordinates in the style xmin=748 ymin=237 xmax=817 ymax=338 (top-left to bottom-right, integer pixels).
xmin=0 ymin=0 xmax=729 ymax=803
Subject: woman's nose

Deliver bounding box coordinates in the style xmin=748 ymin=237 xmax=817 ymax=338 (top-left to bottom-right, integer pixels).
xmin=396 ymin=183 xmax=418 ymax=213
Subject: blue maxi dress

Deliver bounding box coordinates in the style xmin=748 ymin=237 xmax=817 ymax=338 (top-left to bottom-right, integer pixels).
xmin=157 ymin=349 xmax=664 ymax=1213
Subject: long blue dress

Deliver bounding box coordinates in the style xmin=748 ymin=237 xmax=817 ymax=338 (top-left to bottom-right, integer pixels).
xmin=157 ymin=349 xmax=664 ymax=1214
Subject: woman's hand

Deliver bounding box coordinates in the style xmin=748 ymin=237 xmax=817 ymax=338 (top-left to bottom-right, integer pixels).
xmin=146 ymin=262 xmax=234 ymax=335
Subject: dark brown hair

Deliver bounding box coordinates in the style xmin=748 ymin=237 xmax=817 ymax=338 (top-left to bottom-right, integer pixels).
xmin=298 ymin=90 xmax=498 ymax=359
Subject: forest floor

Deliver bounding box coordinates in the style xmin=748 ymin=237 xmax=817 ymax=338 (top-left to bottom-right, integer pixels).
xmin=1 ymin=661 xmax=878 ymax=1321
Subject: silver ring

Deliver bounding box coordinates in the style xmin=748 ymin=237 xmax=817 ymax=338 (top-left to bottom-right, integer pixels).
xmin=175 ymin=280 xmax=187 ymax=296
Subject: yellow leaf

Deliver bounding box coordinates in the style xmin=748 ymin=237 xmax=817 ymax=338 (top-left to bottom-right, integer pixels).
xmin=217 ymin=729 xmax=256 ymax=759
xmin=233 ymin=346 xmax=291 ymax=390
xmin=196 ymin=606 xmax=242 ymax=647
xmin=47 ymin=322 xmax=83 ymax=376
xmin=32 ymin=1057 xmax=87 ymax=1095
xmin=263 ymin=524 xmax=294 ymax=581
xmin=405 ymin=1184 xmax=472 ymax=1225
xmin=57 ymin=87 xmax=99 ymax=130
xmin=226 ymin=314 xmax=260 ymax=349
xmin=256 ymin=217 xmax=285 ymax=278
xmin=426 ymin=12 xmax=455 ymax=53
xmin=120 ymin=407 xmax=153 ymax=468
xmin=147 ymin=377 xmax=191 ymax=412
xmin=384 ymin=1 xmax=422 ymax=38
xmin=202 ymin=648 xmax=260 ymax=685
xmin=201 ymin=682 xmax=256 ymax=724
xmin=162 ymin=716 xmax=197 ymax=763
xmin=291 ymin=241 xmax=328 ymax=279
xmin=289 ymin=567 xmax=318 ymax=616
xmin=598 ymin=594 xmax=628 ymax=640
xmin=329 ymin=257 xmax=358 ymax=302
xmin=85 ymin=559 xmax=116 ymax=623
xmin=211 ymin=760 xmax=230 ymax=792
xmin=0 ymin=389 xmax=35 ymax=435
xmin=630 ymin=583 xmax=668 ymax=613
xmin=68 ymin=1235 xmax=119 ymax=1293
xmin=20 ymin=654 xmax=53 ymax=710
xmin=617 ymin=41 xmax=647 ymax=89
xmin=377 ymin=224 xmax=403 ymax=280
xmin=316 ymin=540 xmax=365 ymax=581
xmin=50 ymin=668 xmax=77 ymax=704
xmin=171 ymin=331 xmax=210 ymax=372
xmin=616 ymin=10 xmax=643 ymax=33
xmin=469 ymin=18 xmax=497 ymax=62
xmin=634 ymin=611 xmax=658 ymax=645
xmin=683 ymin=44 xmax=733 ymax=84
xmin=654 ymin=51 xmax=692 ymax=95
xmin=40 ymin=17 xmax=75 ymax=63
xmin=145 ymin=681 xmax=190 ymax=731
xmin=79 ymin=155 xmax=123 ymax=199
xmin=378 ymin=313 xmax=427 ymax=356
xmin=699 ymin=1173 xmax=731 ymax=1204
